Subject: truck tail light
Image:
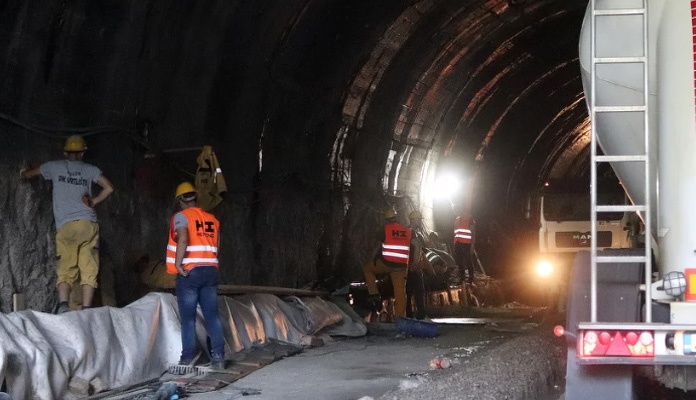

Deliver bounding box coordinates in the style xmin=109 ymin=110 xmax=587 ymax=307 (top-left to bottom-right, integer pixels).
xmin=580 ymin=330 xmax=654 ymax=357
xmin=685 ymin=268 xmax=696 ymax=301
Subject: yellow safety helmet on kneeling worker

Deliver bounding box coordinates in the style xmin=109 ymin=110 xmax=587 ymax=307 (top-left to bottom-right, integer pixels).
xmin=409 ymin=210 xmax=422 ymax=220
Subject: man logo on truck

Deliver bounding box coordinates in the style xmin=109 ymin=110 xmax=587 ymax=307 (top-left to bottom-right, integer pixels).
xmin=573 ymin=233 xmax=590 ymax=245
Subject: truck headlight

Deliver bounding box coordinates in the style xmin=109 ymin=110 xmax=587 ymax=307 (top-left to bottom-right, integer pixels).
xmin=535 ymin=260 xmax=554 ymax=278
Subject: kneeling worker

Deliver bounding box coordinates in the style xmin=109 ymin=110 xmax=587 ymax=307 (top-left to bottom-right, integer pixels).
xmin=363 ymin=209 xmax=414 ymax=319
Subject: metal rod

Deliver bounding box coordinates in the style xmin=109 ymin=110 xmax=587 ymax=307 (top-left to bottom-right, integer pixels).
xmin=642 ymin=0 xmax=652 ymax=323
xmin=590 ymin=0 xmax=598 ymax=323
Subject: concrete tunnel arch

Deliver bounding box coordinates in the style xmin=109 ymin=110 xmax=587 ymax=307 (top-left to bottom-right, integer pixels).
xmin=333 ymin=0 xmax=595 ymax=277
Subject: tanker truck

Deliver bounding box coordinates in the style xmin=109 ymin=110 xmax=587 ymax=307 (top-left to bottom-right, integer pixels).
xmin=561 ymin=0 xmax=696 ymax=398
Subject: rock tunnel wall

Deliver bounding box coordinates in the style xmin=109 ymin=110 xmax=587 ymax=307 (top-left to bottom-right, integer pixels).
xmin=0 ymin=0 xmax=411 ymax=312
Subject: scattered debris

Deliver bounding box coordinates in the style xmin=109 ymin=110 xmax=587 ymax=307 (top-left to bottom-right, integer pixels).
xmin=148 ymin=382 xmax=178 ymax=400
xmin=90 ymin=378 xmax=109 ymax=395
xmin=69 ymin=377 xmax=91 ymax=397
xmin=85 ymin=378 xmax=160 ymax=399
xmin=398 ymin=379 xmax=422 ymax=390
xmin=225 ymin=386 xmax=262 ymax=396
xmin=300 ymin=335 xmax=324 ymax=348
xmin=485 ymin=321 xmax=540 ymax=333
xmin=91 ymin=341 xmax=303 ymax=399
xmin=428 ymin=356 xmax=452 ymax=369
xmin=450 ymin=345 xmax=483 ymax=358
xmin=502 ymin=301 xmax=532 ymax=309
xmin=178 ymin=378 xmax=227 ymax=394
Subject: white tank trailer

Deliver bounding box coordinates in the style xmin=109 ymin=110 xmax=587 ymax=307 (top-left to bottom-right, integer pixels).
xmin=565 ymin=0 xmax=696 ymax=397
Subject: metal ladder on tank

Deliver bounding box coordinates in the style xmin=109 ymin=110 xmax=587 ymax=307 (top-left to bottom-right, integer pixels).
xmin=588 ymin=0 xmax=651 ymax=323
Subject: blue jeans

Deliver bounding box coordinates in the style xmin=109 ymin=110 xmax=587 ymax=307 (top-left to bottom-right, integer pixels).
xmin=176 ymin=266 xmax=225 ymax=362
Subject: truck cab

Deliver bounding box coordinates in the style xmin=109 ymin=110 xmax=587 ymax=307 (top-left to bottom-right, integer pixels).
xmin=539 ymin=190 xmax=632 ymax=255
xmin=533 ymin=180 xmax=635 ymax=278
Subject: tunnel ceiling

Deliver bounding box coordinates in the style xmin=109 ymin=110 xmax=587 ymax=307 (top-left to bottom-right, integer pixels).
xmin=1 ymin=0 xmax=595 ymax=226
xmin=344 ymin=0 xmax=594 ymax=218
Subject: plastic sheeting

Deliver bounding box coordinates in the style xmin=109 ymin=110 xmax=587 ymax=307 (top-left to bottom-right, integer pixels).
xmin=0 ymin=292 xmax=365 ymax=399
xmin=216 ymin=294 xmax=366 ymax=353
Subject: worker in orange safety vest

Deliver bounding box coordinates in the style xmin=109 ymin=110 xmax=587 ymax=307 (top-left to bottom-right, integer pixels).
xmin=166 ymin=182 xmax=225 ymax=371
xmin=453 ymin=204 xmax=475 ymax=285
xmin=363 ymin=209 xmax=414 ymax=319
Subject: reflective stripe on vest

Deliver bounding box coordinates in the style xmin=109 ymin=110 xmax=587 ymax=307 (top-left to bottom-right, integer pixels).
xmin=425 ymin=250 xmax=439 ymax=263
xmin=166 ymin=207 xmax=220 ymax=274
xmin=454 ymin=215 xmax=473 ymax=244
xmin=382 ymin=223 xmax=411 ymax=264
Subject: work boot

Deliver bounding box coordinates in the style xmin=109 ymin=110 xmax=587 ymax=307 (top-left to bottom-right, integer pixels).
xmin=55 ymin=302 xmax=71 ymax=315
xmin=210 ymin=359 xmax=226 ymax=370
xmin=178 ymin=358 xmax=194 ymax=366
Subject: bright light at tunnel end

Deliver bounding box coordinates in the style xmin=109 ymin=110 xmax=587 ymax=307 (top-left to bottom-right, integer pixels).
xmin=432 ymin=174 xmax=461 ymax=199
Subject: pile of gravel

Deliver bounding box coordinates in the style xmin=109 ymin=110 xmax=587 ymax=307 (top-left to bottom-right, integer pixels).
xmin=378 ymin=328 xmax=565 ymax=400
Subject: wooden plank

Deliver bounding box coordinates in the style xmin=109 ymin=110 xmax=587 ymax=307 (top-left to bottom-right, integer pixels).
xmin=99 ymin=388 xmax=151 ymax=400
xmin=217 ymin=284 xmax=328 ymax=297
xmin=85 ymin=378 xmax=159 ymax=399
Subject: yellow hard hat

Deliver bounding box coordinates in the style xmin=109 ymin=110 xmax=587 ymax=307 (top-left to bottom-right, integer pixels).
xmin=385 ymin=209 xmax=397 ymax=219
xmin=63 ymin=135 xmax=87 ymax=152
xmin=409 ymin=210 xmax=422 ymax=220
xmin=175 ymin=182 xmax=197 ymax=199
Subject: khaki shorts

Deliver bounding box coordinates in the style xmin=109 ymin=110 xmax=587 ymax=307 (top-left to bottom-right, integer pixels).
xmin=56 ymin=220 xmax=99 ymax=288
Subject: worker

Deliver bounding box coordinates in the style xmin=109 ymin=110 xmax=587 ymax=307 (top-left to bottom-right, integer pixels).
xmin=453 ymin=204 xmax=475 ymax=285
xmin=167 ymin=182 xmax=225 ymax=371
xmin=363 ymin=209 xmax=411 ymax=319
xmin=405 ymin=210 xmax=436 ymax=319
xmin=21 ymin=135 xmax=114 ymax=314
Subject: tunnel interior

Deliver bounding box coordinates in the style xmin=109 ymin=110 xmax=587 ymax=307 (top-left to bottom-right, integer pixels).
xmin=0 ymin=0 xmax=607 ymax=311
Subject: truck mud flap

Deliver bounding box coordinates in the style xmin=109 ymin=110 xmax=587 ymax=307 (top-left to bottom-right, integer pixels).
xmin=564 ymin=249 xmax=643 ymax=400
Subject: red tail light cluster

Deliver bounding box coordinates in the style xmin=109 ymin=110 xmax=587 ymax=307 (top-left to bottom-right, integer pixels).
xmin=581 ymin=330 xmax=654 ymax=357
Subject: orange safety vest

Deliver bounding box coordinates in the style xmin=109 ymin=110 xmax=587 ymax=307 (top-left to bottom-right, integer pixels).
xmin=382 ymin=222 xmax=412 ymax=265
xmin=454 ymin=214 xmax=473 ymax=244
xmin=166 ymin=207 xmax=220 ymax=274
